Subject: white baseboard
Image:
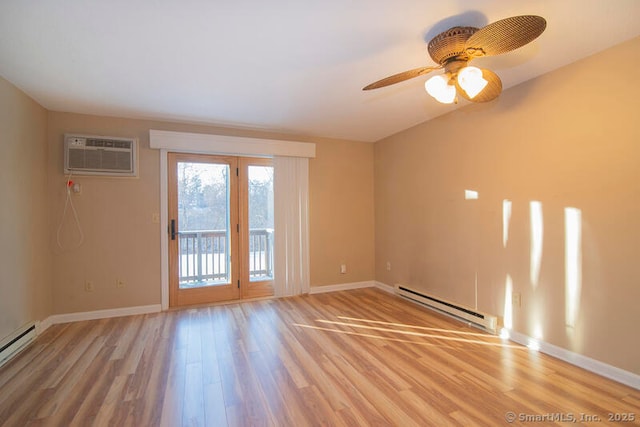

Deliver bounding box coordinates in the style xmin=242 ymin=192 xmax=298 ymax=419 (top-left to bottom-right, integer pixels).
xmin=309 ymin=281 xmax=376 ymax=294
xmin=505 ymin=329 xmax=640 ymax=390
xmin=35 ymin=317 xmax=52 ymax=336
xmin=309 ymin=280 xmax=394 ymax=295
xmin=42 ymin=304 xmax=162 ymax=327
xmin=373 ymin=281 xmax=394 ymax=293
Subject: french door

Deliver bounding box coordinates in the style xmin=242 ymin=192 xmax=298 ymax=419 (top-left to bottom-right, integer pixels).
xmin=168 ymin=153 xmax=274 ymax=307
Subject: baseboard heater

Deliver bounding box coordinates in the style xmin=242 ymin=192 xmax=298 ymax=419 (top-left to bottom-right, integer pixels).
xmin=0 ymin=322 xmax=36 ymax=368
xmin=395 ymin=285 xmax=497 ymax=333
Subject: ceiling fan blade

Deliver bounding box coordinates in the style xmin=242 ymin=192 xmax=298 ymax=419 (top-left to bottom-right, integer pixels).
xmin=362 ymin=66 xmax=441 ymax=90
xmin=464 ymin=15 xmax=546 ymax=57
xmin=456 ymin=68 xmax=502 ymax=103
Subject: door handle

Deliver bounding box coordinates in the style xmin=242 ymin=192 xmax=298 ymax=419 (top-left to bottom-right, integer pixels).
xmin=170 ymin=219 xmax=176 ymax=240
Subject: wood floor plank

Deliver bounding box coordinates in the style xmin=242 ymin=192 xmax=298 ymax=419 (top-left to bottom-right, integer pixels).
xmin=1 ymin=288 xmax=639 ymax=426
xmin=158 ymin=322 xmax=187 ymax=427
xmin=318 ymin=353 xmax=390 ymax=426
xmin=92 ymin=374 xmax=129 ymax=425
xmin=35 ymin=334 xmax=109 ymax=421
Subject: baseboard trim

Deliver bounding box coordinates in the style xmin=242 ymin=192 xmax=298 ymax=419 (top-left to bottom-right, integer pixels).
xmin=309 ymin=280 xmax=395 ymax=295
xmin=309 ymin=281 xmax=376 ymax=294
xmin=506 ymin=329 xmax=640 ymax=390
xmin=44 ymin=304 xmax=162 ymax=326
xmin=35 ymin=318 xmax=52 ymax=336
xmin=373 ymin=281 xmax=394 ymax=293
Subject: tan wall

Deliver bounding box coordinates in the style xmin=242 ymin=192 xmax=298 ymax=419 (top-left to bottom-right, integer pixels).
xmin=47 ymin=113 xmax=375 ymax=314
xmin=374 ymin=36 xmax=640 ymax=374
xmin=309 ymin=138 xmax=375 ymax=286
xmin=47 ymin=114 xmax=162 ymax=314
xmin=0 ymin=77 xmax=51 ymax=340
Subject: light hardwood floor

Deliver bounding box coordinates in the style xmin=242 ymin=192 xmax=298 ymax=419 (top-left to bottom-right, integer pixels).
xmin=0 ymin=288 xmax=638 ymax=426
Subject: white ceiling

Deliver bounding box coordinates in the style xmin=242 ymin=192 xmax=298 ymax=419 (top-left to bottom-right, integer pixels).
xmin=1 ymin=1 xmax=639 ymax=142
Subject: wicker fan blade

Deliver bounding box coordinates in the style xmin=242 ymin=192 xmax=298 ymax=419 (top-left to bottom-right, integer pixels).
xmin=362 ymin=66 xmax=441 ymax=90
xmin=456 ymin=68 xmax=502 ymax=103
xmin=464 ymin=15 xmax=546 ymax=57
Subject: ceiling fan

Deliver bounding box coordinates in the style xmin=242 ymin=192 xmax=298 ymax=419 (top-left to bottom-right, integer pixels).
xmin=363 ymin=15 xmax=546 ymax=104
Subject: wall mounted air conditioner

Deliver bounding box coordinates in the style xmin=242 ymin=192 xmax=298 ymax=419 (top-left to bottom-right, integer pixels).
xmin=64 ymin=134 xmax=138 ymax=177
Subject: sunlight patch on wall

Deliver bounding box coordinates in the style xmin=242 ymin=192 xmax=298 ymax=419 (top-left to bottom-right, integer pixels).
xmin=464 ymin=189 xmax=478 ymax=200
xmin=530 ymin=201 xmax=543 ymax=288
xmin=502 ymin=199 xmax=512 ymax=248
xmin=565 ymin=207 xmax=582 ymax=329
xmin=527 ymin=296 xmax=545 ymax=351
xmin=533 ymin=323 xmax=544 ymax=341
xmin=503 ymin=274 xmax=513 ymax=330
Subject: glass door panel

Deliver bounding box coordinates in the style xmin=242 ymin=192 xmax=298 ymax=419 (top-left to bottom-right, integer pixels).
xmin=239 ymin=158 xmax=274 ymax=299
xmin=247 ymin=165 xmax=274 ymax=282
xmin=177 ymin=161 xmax=231 ymax=288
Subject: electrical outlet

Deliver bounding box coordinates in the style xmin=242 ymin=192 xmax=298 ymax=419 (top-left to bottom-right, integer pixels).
xmin=116 ymin=279 xmax=125 ymax=288
xmin=85 ymin=281 xmax=94 ymax=292
xmin=340 ymin=264 xmax=347 ymax=274
xmin=512 ymin=292 xmax=522 ymax=308
xmin=386 ymin=261 xmax=392 ymax=271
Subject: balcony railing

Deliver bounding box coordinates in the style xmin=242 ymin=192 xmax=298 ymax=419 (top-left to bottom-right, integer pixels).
xmin=178 ymin=228 xmax=273 ymax=287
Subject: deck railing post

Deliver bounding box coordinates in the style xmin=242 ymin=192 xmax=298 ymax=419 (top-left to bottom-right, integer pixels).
xmin=196 ymin=231 xmax=202 ymax=282
xmin=266 ymin=229 xmax=273 ymax=278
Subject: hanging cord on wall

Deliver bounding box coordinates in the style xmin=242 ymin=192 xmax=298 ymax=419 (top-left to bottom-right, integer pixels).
xmin=56 ymin=172 xmax=84 ymax=249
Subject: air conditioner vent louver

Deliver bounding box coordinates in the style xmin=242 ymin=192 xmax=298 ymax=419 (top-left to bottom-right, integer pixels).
xmin=85 ymin=138 xmax=132 ymax=149
xmin=64 ymin=134 xmax=138 ymax=177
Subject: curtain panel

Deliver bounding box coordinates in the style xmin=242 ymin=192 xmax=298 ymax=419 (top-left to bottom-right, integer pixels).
xmin=273 ymin=156 xmax=310 ymax=297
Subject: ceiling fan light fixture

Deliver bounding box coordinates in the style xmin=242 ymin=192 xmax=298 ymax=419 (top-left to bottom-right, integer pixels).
xmin=457 ymin=66 xmax=488 ymax=99
xmin=425 ymin=74 xmax=456 ymax=104
xmin=363 ymin=15 xmax=546 ymax=104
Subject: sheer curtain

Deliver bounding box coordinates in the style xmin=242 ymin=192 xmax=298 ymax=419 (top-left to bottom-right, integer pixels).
xmin=273 ymin=156 xmax=310 ymax=297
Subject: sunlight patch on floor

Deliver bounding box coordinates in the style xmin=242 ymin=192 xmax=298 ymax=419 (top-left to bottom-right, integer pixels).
xmin=335 ymin=316 xmax=493 ymax=338
xmin=295 ymin=317 xmax=524 ymax=349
